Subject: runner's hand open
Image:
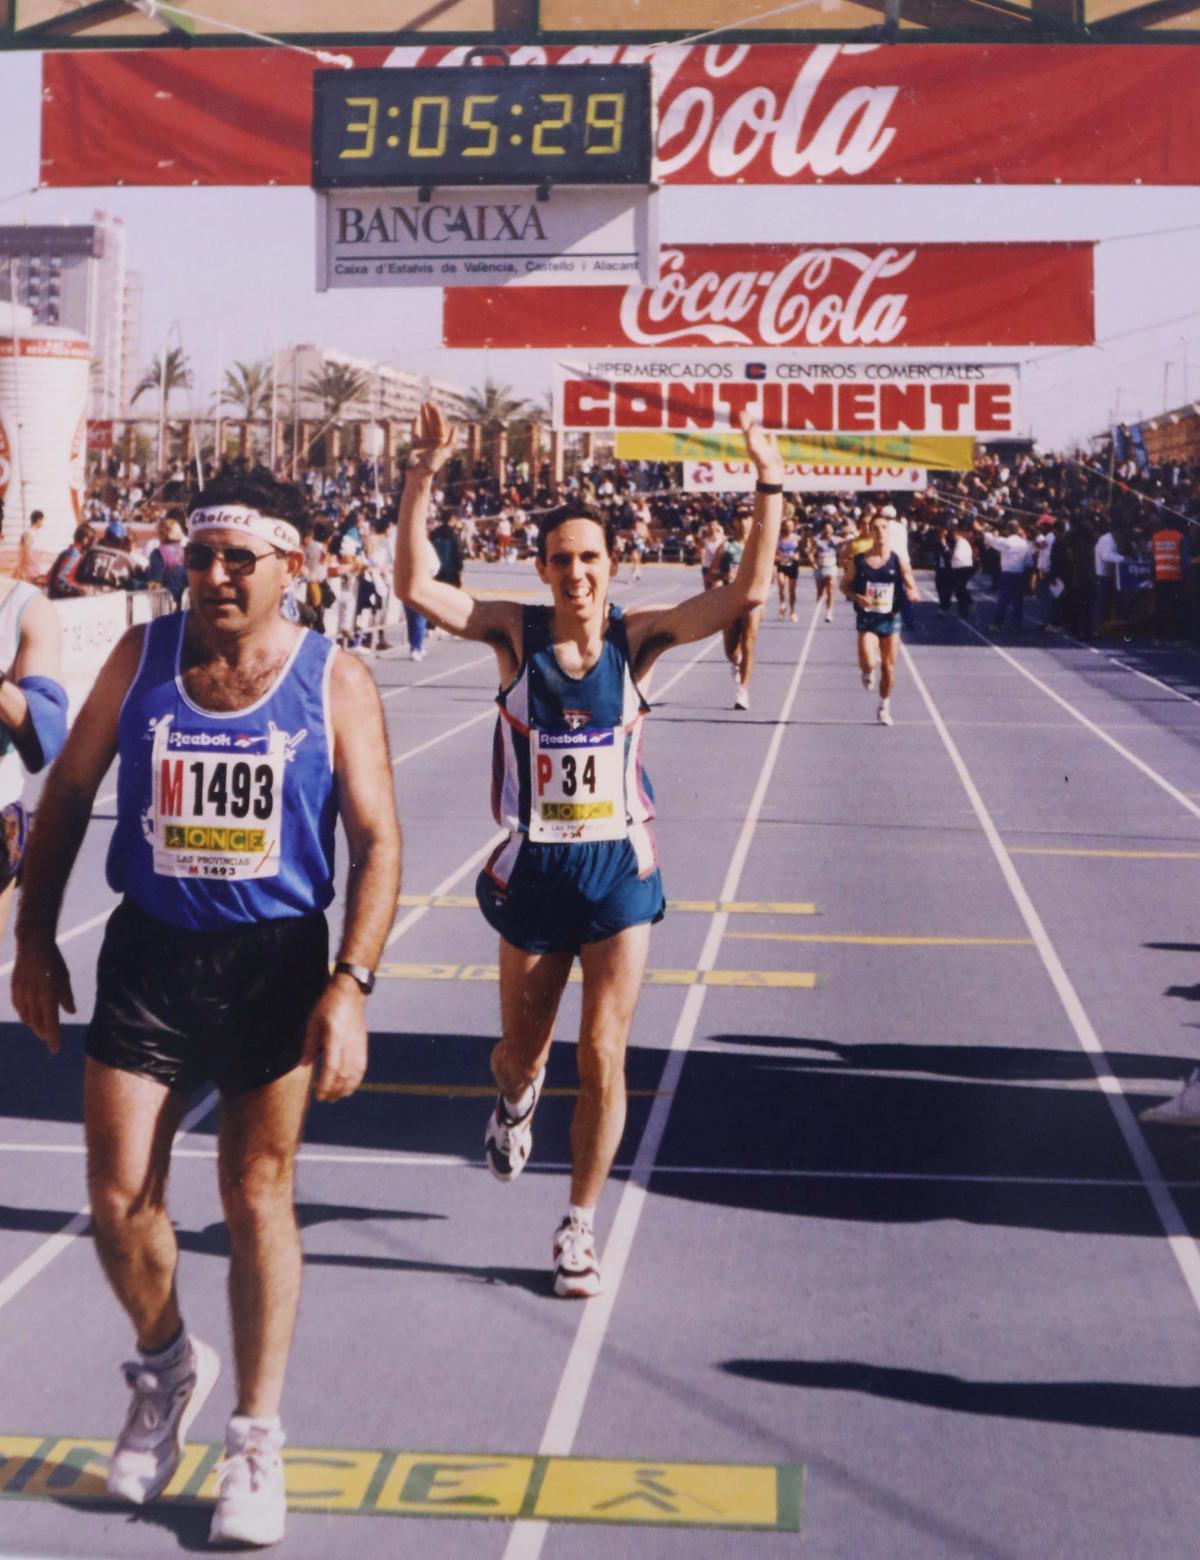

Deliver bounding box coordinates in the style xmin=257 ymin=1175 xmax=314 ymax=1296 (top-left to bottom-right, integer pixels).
xmin=738 ymin=409 xmax=785 ymax=483
xmin=408 ymin=402 xmax=456 ymax=476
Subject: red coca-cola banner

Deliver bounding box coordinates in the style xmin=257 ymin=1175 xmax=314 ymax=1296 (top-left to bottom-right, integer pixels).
xmin=443 ymin=242 xmax=1093 ymax=350
xmin=40 ymin=43 xmax=1200 ymax=188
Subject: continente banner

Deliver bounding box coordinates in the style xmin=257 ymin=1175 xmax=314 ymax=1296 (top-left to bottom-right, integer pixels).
xmin=554 ymin=359 xmax=1021 ymax=439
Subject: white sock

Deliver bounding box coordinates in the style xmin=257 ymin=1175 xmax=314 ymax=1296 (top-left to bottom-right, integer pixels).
xmin=503 ymin=1081 xmax=535 ymax=1118
xmin=141 ymin=1326 xmax=189 ymax=1373
xmin=567 ymin=1203 xmax=596 ymax=1230
xmin=227 ymin=1414 xmax=283 ymax=1449
xmin=879 ymin=697 xmax=890 ymax=711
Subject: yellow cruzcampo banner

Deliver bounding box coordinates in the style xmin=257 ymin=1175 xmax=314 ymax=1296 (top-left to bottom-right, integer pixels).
xmin=613 ymin=433 xmax=975 ymax=471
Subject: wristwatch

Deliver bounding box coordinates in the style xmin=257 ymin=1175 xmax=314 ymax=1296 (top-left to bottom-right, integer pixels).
xmin=332 ymin=961 xmax=376 ymax=996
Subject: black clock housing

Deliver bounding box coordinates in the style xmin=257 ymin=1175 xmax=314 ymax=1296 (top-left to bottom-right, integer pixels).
xmin=313 ymin=64 xmax=653 ymax=190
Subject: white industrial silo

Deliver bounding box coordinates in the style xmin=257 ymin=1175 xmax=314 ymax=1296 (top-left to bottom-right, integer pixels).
xmin=0 ymin=301 xmax=91 ymax=555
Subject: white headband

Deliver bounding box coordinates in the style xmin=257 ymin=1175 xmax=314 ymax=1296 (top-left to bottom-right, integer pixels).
xmin=188 ymin=505 xmax=301 ymax=554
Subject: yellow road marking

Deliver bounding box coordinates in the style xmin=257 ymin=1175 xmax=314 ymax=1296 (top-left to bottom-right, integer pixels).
xmin=396 ymin=895 xmax=818 ymax=915
xmin=726 ymin=931 xmax=1032 ymax=947
xmin=0 ymin=1436 xmax=801 ymax=1531
xmin=359 ymin=1084 xmax=669 ymax=1098
xmin=375 ymin=962 xmax=817 ymax=988
xmin=1007 ymin=847 xmax=1200 ymax=860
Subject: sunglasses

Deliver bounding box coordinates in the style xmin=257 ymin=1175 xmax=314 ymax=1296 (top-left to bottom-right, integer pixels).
xmin=183 ymin=542 xmax=281 ymax=577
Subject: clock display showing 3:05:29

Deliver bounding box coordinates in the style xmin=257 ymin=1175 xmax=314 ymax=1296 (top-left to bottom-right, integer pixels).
xmin=312 ymin=65 xmax=654 ymax=189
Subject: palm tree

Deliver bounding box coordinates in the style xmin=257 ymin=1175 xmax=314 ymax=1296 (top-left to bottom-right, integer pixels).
xmin=300 ymin=362 xmax=368 ymax=468
xmin=301 ymin=362 xmax=368 ymax=422
xmin=462 ymin=379 xmax=533 ymax=476
xmin=220 ymin=359 xmax=271 ymax=461
xmin=131 ymin=346 xmax=192 ymax=409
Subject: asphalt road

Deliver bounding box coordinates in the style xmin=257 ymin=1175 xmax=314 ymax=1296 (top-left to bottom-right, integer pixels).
xmin=2 ymin=560 xmax=1199 ymax=1559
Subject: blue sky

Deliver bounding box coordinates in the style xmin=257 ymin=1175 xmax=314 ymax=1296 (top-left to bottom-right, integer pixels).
xmin=3 ymin=47 xmax=1200 ymax=451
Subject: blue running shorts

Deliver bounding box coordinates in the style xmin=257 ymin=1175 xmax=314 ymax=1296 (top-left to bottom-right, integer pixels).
xmin=476 ymin=837 xmax=666 ymax=955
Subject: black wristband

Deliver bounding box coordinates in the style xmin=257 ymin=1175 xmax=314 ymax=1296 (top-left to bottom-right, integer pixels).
xmin=755 ymin=481 xmax=784 ymax=495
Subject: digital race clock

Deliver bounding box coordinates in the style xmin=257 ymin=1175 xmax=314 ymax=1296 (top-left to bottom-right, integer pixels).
xmin=312 ymin=64 xmax=653 ymax=190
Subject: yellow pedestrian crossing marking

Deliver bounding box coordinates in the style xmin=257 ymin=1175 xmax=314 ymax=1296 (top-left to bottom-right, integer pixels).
xmin=359 ymin=1083 xmax=669 ymax=1098
xmin=1008 ymin=847 xmax=1200 ymax=860
xmin=375 ymin=962 xmax=817 ymax=989
xmin=727 ymin=931 xmax=1032 ymax=947
xmin=0 ymin=1436 xmax=802 ymax=1531
xmin=396 ymin=895 xmax=818 ymax=915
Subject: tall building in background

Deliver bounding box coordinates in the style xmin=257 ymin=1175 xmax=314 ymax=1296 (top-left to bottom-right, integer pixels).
xmin=0 ymin=210 xmax=139 ymax=420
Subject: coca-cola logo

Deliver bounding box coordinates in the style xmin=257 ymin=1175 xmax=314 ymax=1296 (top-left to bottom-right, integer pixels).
xmin=391 ymin=43 xmax=900 ymax=184
xmin=620 ymin=246 xmax=914 ymax=348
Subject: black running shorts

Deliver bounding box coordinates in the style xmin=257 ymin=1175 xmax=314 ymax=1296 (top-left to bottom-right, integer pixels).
xmin=86 ymin=898 xmax=330 ymax=1097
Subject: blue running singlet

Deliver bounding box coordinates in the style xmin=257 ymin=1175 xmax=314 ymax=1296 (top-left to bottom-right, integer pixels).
xmin=107 ymin=613 xmax=338 ymax=929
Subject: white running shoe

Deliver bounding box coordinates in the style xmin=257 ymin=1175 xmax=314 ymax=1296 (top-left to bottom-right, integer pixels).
xmin=824 ymin=610 xmax=833 ymax=623
xmin=553 ymin=1216 xmax=602 ymax=1299
xmin=1140 ymin=1069 xmax=1200 ymax=1127
xmin=484 ymin=1065 xmax=546 ymax=1181
xmin=107 ymin=1336 xmax=220 ymax=1506
xmin=790 ymin=611 xmax=799 ymax=623
xmin=734 ymin=685 xmax=749 ymax=710
xmin=861 ymin=666 xmax=878 ymax=691
xmin=209 ymin=1417 xmax=287 ymax=1548
xmin=876 ymin=704 xmax=894 ymax=726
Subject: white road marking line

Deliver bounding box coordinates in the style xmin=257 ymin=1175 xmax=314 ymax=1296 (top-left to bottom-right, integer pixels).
xmin=4 ymin=1141 xmax=1200 ymax=1193
xmin=904 ymin=640 xmax=1200 ymax=1325
xmin=379 ymin=648 xmax=493 ymax=699
xmin=0 ymin=908 xmax=114 ymax=979
xmin=1105 ymin=655 xmax=1200 ymax=707
xmin=391 ymin=709 xmax=493 ymax=767
xmin=501 ymin=606 xmax=821 ymax=1560
xmin=0 ymin=1090 xmax=217 ymax=1316
xmin=960 ymin=620 xmax=1200 ymax=821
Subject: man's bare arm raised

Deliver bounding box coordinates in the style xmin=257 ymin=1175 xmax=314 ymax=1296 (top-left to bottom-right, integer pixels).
xmin=394 ymin=404 xmax=523 ymax=683
xmin=622 ymin=411 xmax=785 ymax=680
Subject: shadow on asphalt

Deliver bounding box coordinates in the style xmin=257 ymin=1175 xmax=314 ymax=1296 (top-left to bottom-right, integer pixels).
xmin=7 ymin=1025 xmax=1199 ymax=1237
xmin=721 ymin=1358 xmax=1200 ymax=1438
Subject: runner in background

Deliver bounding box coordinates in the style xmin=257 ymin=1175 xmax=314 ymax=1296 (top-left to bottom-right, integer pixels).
xmin=842 ymin=509 xmax=920 ymax=727
xmin=808 ymin=518 xmax=840 ymax=624
xmin=775 ymin=516 xmax=801 ymax=621
xmin=395 ymin=403 xmax=783 ymax=1298
xmin=717 ymin=505 xmax=763 ymax=710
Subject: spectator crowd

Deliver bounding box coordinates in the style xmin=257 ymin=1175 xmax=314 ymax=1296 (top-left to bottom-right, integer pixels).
xmin=17 ymin=437 xmax=1200 ymax=648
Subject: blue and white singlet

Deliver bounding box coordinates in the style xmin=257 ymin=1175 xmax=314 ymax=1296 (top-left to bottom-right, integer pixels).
xmin=487 ymin=604 xmax=657 ymax=883
xmin=107 ymin=613 xmax=338 ymax=929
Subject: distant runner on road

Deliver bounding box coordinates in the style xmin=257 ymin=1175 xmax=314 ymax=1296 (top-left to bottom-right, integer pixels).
xmin=841 ymin=508 xmax=920 ymax=726
xmin=396 ymin=403 xmax=783 ymax=1298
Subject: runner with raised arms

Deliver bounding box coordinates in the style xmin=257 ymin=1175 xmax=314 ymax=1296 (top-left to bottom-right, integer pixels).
xmin=841 ymin=507 xmax=920 ymax=726
xmin=396 ymin=402 xmax=783 ymax=1298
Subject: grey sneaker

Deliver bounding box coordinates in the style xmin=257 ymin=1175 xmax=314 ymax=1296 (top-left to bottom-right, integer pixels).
xmin=107 ymin=1336 xmax=220 ymax=1505
xmin=484 ymin=1066 xmax=546 ymax=1182
xmin=209 ymin=1417 xmax=287 ymax=1548
xmin=1140 ymin=1069 xmax=1200 ymax=1127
